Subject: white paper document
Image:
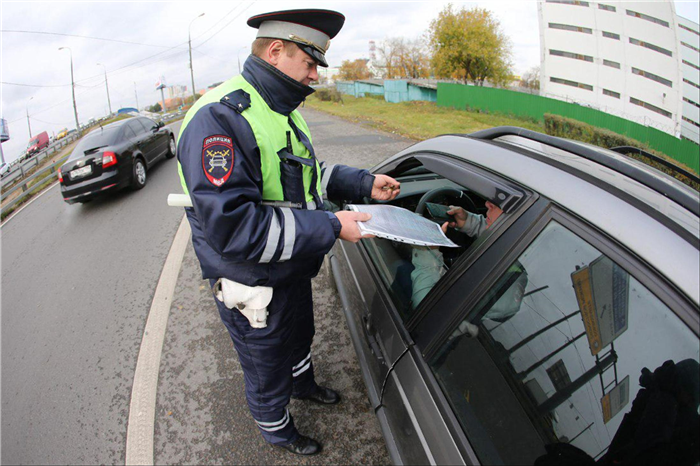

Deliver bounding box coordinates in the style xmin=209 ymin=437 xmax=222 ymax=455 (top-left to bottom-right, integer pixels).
xmin=347 ymin=204 xmax=459 ymax=247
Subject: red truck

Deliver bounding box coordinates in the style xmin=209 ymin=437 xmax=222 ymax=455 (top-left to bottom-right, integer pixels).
xmin=27 ymin=131 xmax=49 ymax=156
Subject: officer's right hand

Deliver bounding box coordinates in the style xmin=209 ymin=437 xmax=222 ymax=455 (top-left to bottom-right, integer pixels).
xmin=335 ymin=211 xmax=374 ymax=243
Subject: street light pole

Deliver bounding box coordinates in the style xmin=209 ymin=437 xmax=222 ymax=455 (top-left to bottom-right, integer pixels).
xmin=59 ymin=47 xmax=80 ymax=135
xmin=189 ymin=13 xmax=205 ymax=102
xmin=26 ymin=96 xmax=34 ymax=138
xmin=96 ymin=63 xmax=112 ymax=116
xmin=237 ymin=45 xmax=248 ymax=74
xmin=134 ymin=82 xmax=139 ymax=110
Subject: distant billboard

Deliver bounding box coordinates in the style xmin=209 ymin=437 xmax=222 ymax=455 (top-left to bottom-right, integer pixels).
xmin=0 ymin=118 xmax=9 ymax=142
xmin=155 ymin=76 xmax=166 ymax=90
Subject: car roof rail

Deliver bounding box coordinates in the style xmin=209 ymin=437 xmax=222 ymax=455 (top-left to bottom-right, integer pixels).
xmin=608 ymin=146 xmax=700 ymax=185
xmin=467 ymin=126 xmax=699 ymax=217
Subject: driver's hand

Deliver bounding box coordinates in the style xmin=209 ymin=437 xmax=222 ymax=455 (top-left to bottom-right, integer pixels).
xmin=447 ymin=206 xmax=467 ymax=229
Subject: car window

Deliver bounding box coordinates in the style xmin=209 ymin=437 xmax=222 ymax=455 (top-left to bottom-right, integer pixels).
xmin=138 ymin=118 xmax=155 ymax=132
xmin=361 ymin=163 xmax=506 ymax=323
xmin=126 ymin=119 xmax=145 ymax=135
xmin=429 ymin=220 xmax=699 ymax=465
xmin=121 ymin=125 xmax=137 ymax=140
xmin=69 ymin=127 xmax=120 ymax=160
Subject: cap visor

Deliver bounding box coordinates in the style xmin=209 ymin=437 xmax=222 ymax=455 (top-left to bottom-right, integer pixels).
xmin=300 ymin=45 xmax=328 ymax=67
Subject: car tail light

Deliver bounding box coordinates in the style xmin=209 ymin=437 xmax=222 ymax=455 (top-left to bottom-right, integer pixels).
xmin=102 ymin=151 xmax=118 ymax=168
xmin=58 ymin=169 xmax=63 ymax=183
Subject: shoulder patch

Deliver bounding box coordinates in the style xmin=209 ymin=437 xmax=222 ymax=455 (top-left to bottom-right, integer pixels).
xmin=202 ymin=135 xmax=234 ymax=187
xmin=221 ymin=89 xmax=251 ymax=113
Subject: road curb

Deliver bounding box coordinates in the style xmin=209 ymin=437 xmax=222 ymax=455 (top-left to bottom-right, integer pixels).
xmin=125 ymin=214 xmax=190 ymax=465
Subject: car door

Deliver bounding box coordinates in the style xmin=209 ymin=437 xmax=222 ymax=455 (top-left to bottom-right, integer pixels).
xmin=139 ymin=118 xmax=168 ymax=161
xmin=124 ymin=119 xmax=150 ymax=162
xmin=332 ymin=151 xmax=539 ymax=464
xmin=412 ymin=205 xmax=699 ymax=465
xmin=132 ymin=119 xmax=159 ymax=164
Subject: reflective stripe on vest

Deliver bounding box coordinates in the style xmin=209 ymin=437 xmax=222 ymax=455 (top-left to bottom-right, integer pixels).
xmin=176 ymin=74 xmax=323 ymax=206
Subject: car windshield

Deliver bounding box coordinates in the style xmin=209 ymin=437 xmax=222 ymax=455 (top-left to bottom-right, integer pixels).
xmin=69 ymin=127 xmax=120 ymax=160
xmin=27 ymin=138 xmax=39 ymax=147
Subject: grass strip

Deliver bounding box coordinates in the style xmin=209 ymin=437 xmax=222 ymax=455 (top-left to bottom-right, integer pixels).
xmin=304 ymin=94 xmax=544 ymax=141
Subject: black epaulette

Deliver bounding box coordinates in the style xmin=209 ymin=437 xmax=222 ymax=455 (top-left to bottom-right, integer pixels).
xmin=221 ymin=89 xmax=251 ymax=114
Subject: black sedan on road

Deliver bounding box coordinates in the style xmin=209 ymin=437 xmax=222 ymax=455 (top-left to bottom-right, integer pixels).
xmin=329 ymin=127 xmax=700 ymax=465
xmin=59 ymin=117 xmax=175 ymax=204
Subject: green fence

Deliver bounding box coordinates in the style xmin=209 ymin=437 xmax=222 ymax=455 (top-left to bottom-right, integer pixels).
xmin=437 ymin=83 xmax=700 ymax=173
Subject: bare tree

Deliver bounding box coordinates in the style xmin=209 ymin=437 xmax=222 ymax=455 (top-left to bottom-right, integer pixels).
xmin=520 ymin=66 xmax=541 ymax=93
xmin=377 ymin=37 xmax=431 ymax=79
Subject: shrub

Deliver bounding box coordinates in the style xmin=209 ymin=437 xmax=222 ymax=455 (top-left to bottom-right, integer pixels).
xmin=315 ymin=88 xmax=343 ymax=103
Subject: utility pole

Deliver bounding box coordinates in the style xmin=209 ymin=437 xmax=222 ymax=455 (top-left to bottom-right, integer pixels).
xmin=96 ymin=63 xmax=112 ymax=116
xmin=59 ymin=47 xmax=80 ymax=135
xmin=189 ymin=13 xmax=205 ymax=102
xmin=237 ymin=45 xmax=248 ymax=74
xmin=134 ymin=82 xmax=139 ymax=110
xmin=26 ymin=96 xmax=34 ymax=138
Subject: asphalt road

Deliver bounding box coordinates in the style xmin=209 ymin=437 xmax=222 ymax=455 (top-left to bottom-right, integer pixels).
xmin=1 ymin=108 xmax=414 ymax=465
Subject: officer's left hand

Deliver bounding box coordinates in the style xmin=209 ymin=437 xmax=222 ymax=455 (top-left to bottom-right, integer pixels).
xmin=371 ymin=174 xmax=400 ymax=201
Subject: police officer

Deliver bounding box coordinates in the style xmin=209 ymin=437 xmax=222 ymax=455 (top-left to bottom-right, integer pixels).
xmin=176 ymin=9 xmax=400 ymax=456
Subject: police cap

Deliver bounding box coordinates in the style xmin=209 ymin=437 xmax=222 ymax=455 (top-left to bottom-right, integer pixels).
xmin=247 ymin=9 xmax=345 ymax=67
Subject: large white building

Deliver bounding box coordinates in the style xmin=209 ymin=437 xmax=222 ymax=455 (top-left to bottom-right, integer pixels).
xmin=538 ymin=0 xmax=687 ymax=138
xmin=677 ymin=15 xmax=700 ymax=144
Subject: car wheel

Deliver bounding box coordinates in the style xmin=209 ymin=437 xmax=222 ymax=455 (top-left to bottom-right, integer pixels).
xmin=165 ymin=136 xmax=176 ymax=159
xmin=131 ymin=158 xmax=147 ymax=190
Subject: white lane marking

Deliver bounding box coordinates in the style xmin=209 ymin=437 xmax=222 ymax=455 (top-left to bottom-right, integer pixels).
xmin=125 ymin=214 xmax=190 ymax=465
xmin=1 ymin=180 xmax=60 ymax=227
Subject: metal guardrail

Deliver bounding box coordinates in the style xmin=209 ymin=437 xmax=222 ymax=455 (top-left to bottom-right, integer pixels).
xmin=1 ymin=133 xmax=79 ymax=189
xmin=1 ymin=155 xmax=69 ymax=217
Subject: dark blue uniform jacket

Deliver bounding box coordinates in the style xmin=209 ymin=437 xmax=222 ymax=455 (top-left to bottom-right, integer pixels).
xmin=178 ymin=56 xmax=374 ymax=287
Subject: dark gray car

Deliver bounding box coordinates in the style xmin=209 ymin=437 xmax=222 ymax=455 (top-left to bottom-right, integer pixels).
xmin=329 ymin=127 xmax=700 ymax=465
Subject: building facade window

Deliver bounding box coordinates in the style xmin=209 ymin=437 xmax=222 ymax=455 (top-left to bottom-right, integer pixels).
xmin=603 ymin=59 xmax=621 ymax=69
xmin=546 ymin=0 xmax=590 ymax=5
xmin=603 ymin=89 xmax=621 ymax=98
xmin=681 ymin=41 xmax=700 ymax=53
xmin=682 ymin=60 xmax=700 ymax=71
xmin=598 ymin=3 xmax=616 ymax=12
xmin=550 ymin=76 xmax=594 ymax=91
xmin=682 ymin=116 xmax=700 ymax=128
xmin=630 ymin=97 xmax=672 ymax=118
xmin=684 ymin=78 xmax=700 ymax=90
xmin=549 ymin=23 xmax=593 ymax=34
xmin=629 ymin=37 xmax=673 ymax=57
xmin=683 ymin=97 xmax=700 ymax=109
xmin=679 ymin=23 xmax=700 ymax=37
xmin=550 ymin=49 xmax=594 ymax=62
xmin=631 ymin=67 xmax=673 ymax=87
xmin=602 ymin=31 xmax=620 ymax=40
xmin=625 ymin=9 xmax=670 ymax=27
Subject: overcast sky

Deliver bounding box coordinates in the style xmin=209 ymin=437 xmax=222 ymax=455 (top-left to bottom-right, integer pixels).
xmin=1 ymin=1 xmax=698 ymax=163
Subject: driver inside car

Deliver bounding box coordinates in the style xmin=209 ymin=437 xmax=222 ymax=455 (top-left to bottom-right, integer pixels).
xmin=410 ymin=201 xmax=504 ymax=307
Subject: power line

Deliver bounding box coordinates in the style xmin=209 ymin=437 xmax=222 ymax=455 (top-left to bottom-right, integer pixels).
xmin=193 ymin=1 xmax=256 ymax=49
xmin=190 ymin=4 xmax=244 ymax=41
xmin=2 ymin=81 xmax=72 ymax=88
xmin=1 ymin=29 xmax=171 ymax=48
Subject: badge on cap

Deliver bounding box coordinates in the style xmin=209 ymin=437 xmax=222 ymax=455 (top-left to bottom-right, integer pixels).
xmin=202 ymin=135 xmax=234 ymax=187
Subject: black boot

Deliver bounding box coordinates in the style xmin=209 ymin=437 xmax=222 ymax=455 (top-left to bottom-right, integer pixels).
xmin=295 ymin=386 xmax=341 ymax=405
xmin=279 ymin=435 xmax=322 ymax=455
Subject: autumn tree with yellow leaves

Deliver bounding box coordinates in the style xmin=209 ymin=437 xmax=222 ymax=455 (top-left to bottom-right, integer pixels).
xmin=377 ymin=37 xmax=431 ymax=79
xmin=428 ymin=5 xmax=512 ymax=86
xmin=337 ymin=59 xmax=372 ymax=81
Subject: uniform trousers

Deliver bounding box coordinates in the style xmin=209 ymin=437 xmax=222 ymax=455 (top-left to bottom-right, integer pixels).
xmin=213 ymin=278 xmax=318 ymax=445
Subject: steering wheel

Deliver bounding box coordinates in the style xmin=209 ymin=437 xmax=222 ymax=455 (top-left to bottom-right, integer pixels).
xmin=415 ymin=187 xmax=478 ymax=217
